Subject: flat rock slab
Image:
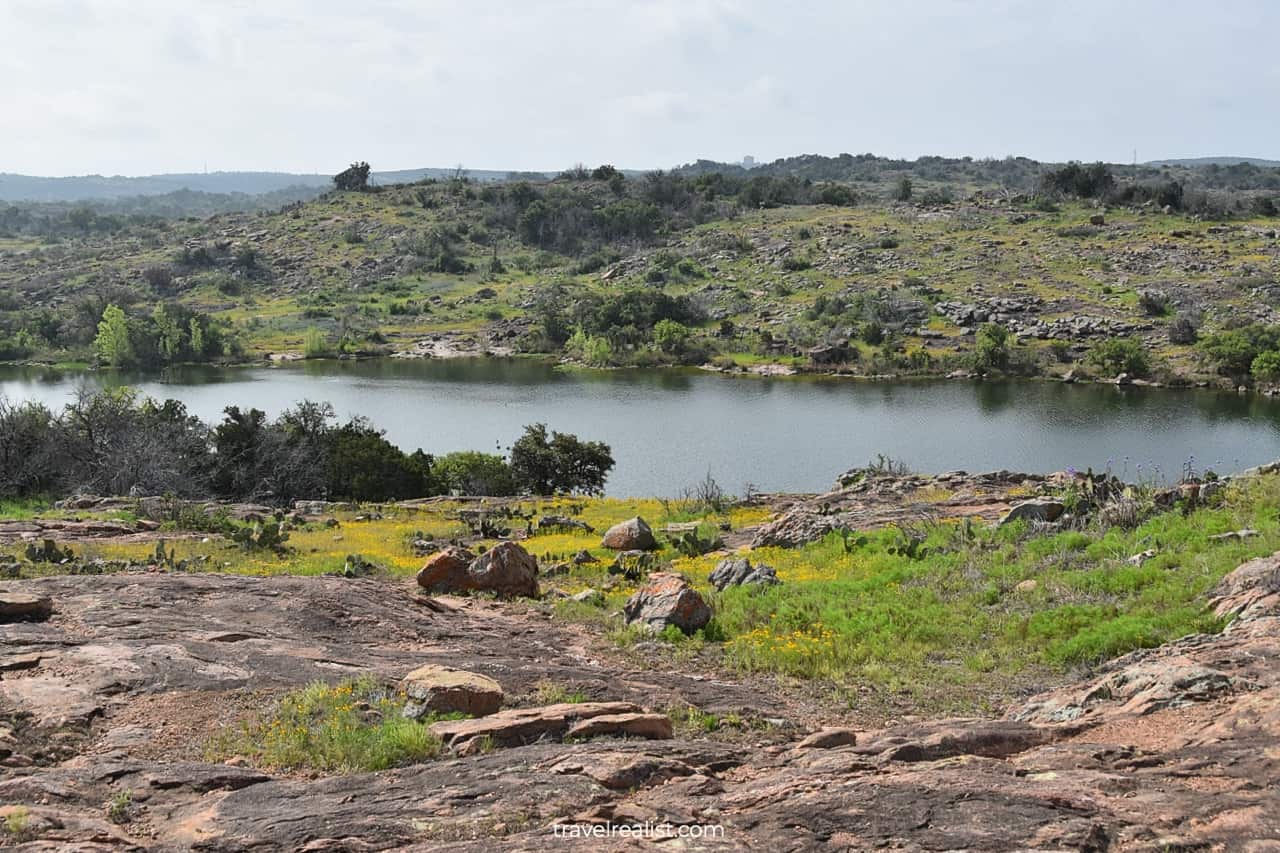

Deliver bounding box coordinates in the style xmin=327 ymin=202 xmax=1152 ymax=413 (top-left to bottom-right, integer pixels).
xmin=401 ymin=664 xmax=503 ymax=717
xmin=0 ymin=592 xmax=53 ymax=622
xmin=429 ymin=701 xmax=661 ymax=753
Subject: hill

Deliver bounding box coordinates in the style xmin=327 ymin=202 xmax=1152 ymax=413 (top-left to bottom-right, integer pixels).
xmin=0 ymin=162 xmax=1277 ymax=386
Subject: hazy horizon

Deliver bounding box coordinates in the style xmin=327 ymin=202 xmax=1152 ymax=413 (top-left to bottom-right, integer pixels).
xmin=3 ymin=0 xmax=1279 ymax=176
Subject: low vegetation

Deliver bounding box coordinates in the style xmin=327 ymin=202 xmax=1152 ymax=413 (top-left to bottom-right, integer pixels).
xmin=205 ymin=677 xmax=455 ymax=773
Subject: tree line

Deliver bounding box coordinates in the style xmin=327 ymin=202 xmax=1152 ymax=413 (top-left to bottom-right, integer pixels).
xmin=0 ymin=389 xmax=614 ymax=503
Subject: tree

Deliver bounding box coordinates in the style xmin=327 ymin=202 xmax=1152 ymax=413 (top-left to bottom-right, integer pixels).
xmin=333 ymin=161 xmax=372 ymax=191
xmin=1251 ymin=350 xmax=1280 ymax=383
xmin=973 ymin=323 xmax=1010 ymax=373
xmin=189 ymin=317 xmax=206 ymax=357
xmin=151 ymin=304 xmax=183 ymax=362
xmin=435 ymin=451 xmax=517 ymax=496
xmin=653 ymin=318 xmax=691 ymax=354
xmin=893 ymin=177 xmax=913 ymax=202
xmin=1088 ymin=338 xmax=1150 ymax=376
xmin=509 ymin=423 xmax=614 ymax=495
xmin=94 ymin=304 xmax=133 ymax=367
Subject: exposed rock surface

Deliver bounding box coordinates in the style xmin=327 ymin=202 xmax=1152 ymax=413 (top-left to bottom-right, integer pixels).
xmin=600 ymin=516 xmax=657 ymax=551
xmin=623 ymin=572 xmax=712 ymax=634
xmin=2 ymin=554 xmax=1279 ymax=850
xmin=999 ymin=496 xmax=1067 ymax=526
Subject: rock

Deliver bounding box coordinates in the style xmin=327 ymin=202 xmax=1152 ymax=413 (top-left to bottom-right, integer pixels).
xmin=1209 ymin=528 xmax=1258 ymax=542
xmin=1127 ymin=549 xmax=1157 ymax=566
xmin=0 ymin=593 xmax=53 ymax=622
xmin=414 ymin=546 xmax=474 ymax=591
xmin=1013 ymin=579 xmax=1038 ymax=593
xmin=416 ymin=543 xmax=538 ymax=598
xmin=600 ymin=517 xmax=656 ymax=551
xmin=572 ymin=549 xmax=598 ymax=565
xmin=465 ymin=542 xmax=539 ymax=598
xmin=1062 ymin=368 xmax=1079 ymax=383
xmin=571 ymin=588 xmax=604 ymax=606
xmin=998 ymin=498 xmax=1066 ymax=527
xmin=537 ymin=515 xmax=594 ymax=534
xmin=750 ymin=509 xmax=837 ymax=548
xmin=1115 ymin=372 xmax=1133 ymax=385
xmin=795 ymin=727 xmax=858 ymax=750
xmin=428 ymin=701 xmax=655 ymax=753
xmin=551 ymin=752 xmax=694 ymax=790
xmin=708 ymin=557 xmax=780 ymax=591
xmin=1089 ymin=213 xmax=1105 ymax=226
xmin=400 ymin=664 xmax=503 ymax=718
xmin=565 ymin=712 xmax=673 ymax=741
xmin=623 ymin=572 xmax=711 ymax=635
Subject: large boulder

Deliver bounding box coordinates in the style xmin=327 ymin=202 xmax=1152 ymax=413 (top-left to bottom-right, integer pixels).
xmin=466 ymin=542 xmax=540 ymax=598
xmin=998 ymin=498 xmax=1065 ymax=527
xmin=415 ymin=542 xmax=538 ymax=598
xmin=414 ymin=546 xmax=474 ymax=591
xmin=400 ymin=664 xmax=503 ymax=718
xmin=601 ymin=517 xmax=657 ymax=551
xmin=428 ymin=701 xmax=671 ymax=754
xmin=709 ymin=557 xmax=780 ymax=591
xmin=623 ymin=572 xmax=711 ymax=635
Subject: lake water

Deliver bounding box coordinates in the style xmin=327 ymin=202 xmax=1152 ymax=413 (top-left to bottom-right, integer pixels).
xmin=1 ymin=358 xmax=1278 ymax=496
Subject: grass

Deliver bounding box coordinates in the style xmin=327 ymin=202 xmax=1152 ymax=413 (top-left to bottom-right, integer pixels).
xmin=205 ymin=676 xmax=459 ymax=773
xmin=8 ymin=475 xmax=1280 ymax=713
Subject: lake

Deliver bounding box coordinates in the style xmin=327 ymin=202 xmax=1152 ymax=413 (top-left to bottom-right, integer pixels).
xmin=1 ymin=358 xmax=1278 ymax=496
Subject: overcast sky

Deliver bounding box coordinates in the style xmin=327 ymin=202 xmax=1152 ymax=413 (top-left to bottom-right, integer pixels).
xmin=3 ymin=0 xmax=1277 ymax=177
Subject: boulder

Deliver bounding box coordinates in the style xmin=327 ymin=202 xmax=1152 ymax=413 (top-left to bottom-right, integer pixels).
xmin=708 ymin=557 xmax=780 ymax=591
xmin=998 ymin=498 xmax=1066 ymax=527
xmin=623 ymin=572 xmax=711 ymax=635
xmin=414 ymin=546 xmax=474 ymax=591
xmin=601 ymin=517 xmax=657 ymax=551
xmin=415 ymin=542 xmax=538 ymax=598
xmin=0 ymin=593 xmax=53 ymax=623
xmin=401 ymin=664 xmax=503 ymax=718
xmin=466 ymin=542 xmax=540 ymax=598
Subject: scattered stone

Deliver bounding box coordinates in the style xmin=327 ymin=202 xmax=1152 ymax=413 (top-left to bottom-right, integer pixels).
xmin=401 ymin=664 xmax=503 ymax=718
xmin=998 ymin=498 xmax=1066 ymax=527
xmin=1209 ymin=528 xmax=1259 ymax=542
xmin=623 ymin=572 xmax=711 ymax=635
xmin=795 ymin=727 xmax=858 ymax=750
xmin=1127 ymin=549 xmax=1157 ymax=566
xmin=0 ymin=593 xmax=53 ymax=622
xmin=538 ymin=515 xmax=594 ymax=534
xmin=571 ymin=588 xmax=604 ymax=606
xmin=708 ymin=557 xmax=780 ymax=591
xmin=572 ymin=549 xmax=598 ymax=565
xmin=600 ymin=517 xmax=657 ymax=551
xmin=1013 ymin=579 xmax=1038 ymax=594
xmin=1116 ymin=372 xmax=1134 ymax=385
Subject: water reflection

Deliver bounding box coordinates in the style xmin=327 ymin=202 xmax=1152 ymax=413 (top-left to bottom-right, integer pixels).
xmin=0 ymin=359 xmax=1276 ymax=496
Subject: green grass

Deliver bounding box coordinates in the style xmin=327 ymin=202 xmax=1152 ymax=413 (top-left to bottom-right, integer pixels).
xmin=205 ymin=676 xmax=460 ymax=773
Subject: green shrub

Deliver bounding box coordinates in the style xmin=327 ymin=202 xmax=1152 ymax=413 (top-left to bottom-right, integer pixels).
xmin=1087 ymin=338 xmax=1149 ymax=376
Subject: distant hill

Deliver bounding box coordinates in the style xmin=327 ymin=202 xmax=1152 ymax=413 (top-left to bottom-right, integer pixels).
xmin=1145 ymin=156 xmax=1280 ymax=168
xmin=0 ymin=167 xmax=554 ymax=203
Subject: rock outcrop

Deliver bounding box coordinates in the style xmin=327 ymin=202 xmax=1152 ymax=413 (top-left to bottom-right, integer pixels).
xmin=708 ymin=557 xmax=780 ymax=590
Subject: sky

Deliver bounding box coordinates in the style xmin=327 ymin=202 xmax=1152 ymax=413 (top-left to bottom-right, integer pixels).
xmin=2 ymin=0 xmax=1278 ymax=177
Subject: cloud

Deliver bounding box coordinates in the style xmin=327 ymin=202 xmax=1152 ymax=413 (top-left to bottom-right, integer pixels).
xmin=1 ymin=0 xmax=1277 ymax=175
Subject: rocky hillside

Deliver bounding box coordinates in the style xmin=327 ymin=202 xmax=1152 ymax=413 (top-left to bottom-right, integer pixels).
xmin=1 ymin=169 xmax=1278 ymax=384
